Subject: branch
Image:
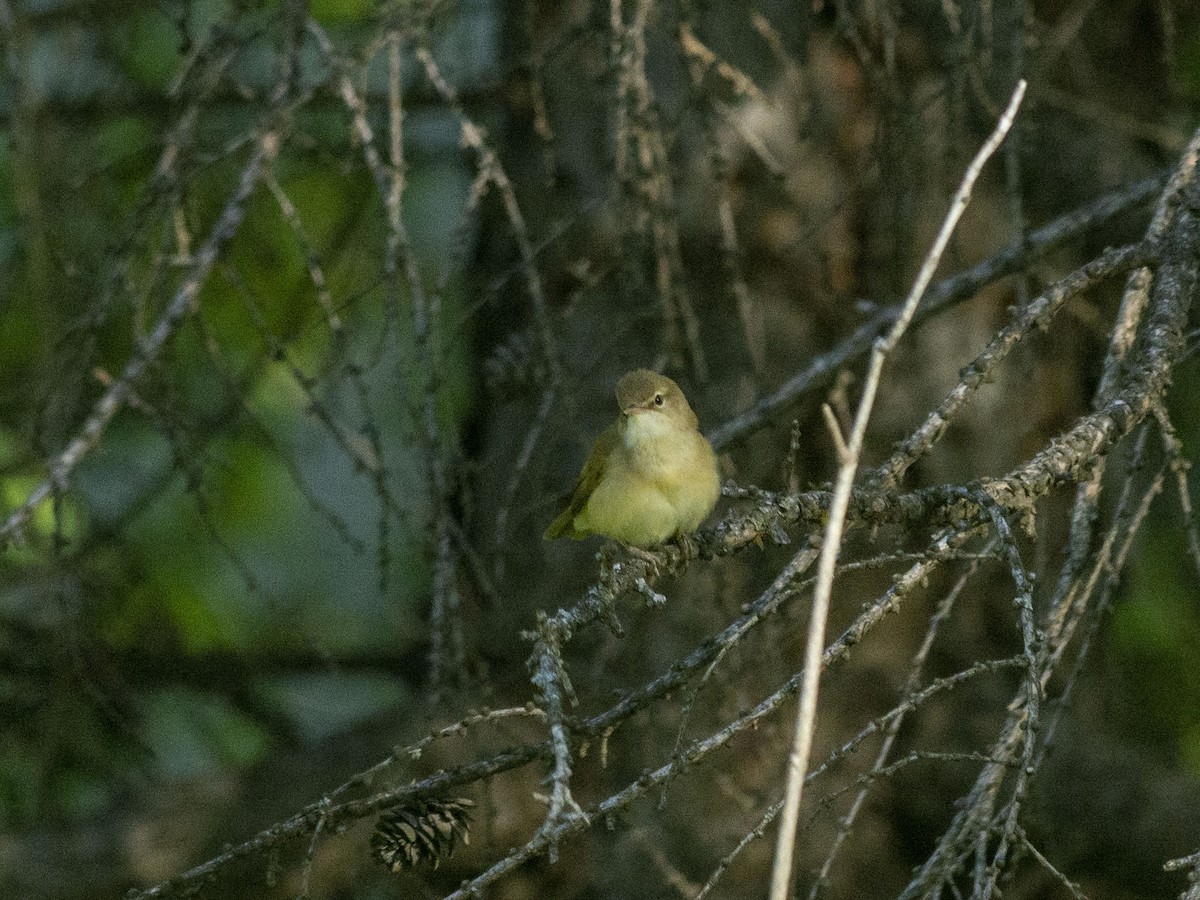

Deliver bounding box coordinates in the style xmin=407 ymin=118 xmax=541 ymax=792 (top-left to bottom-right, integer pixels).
xmin=767 ymin=79 xmax=1027 ymax=900
xmin=707 ymin=168 xmax=1168 ymax=451
xmin=0 ymin=129 xmax=282 ymax=548
xmin=126 ymin=111 xmax=1200 ymax=900
xmin=1166 ymin=850 xmax=1200 ymax=900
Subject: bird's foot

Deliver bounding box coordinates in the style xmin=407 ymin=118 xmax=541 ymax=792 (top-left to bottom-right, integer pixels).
xmin=673 ymin=531 xmax=700 ymax=561
xmin=624 ymin=544 xmax=662 ymax=565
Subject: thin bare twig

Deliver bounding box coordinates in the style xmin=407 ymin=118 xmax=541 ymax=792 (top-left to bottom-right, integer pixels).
xmin=1165 ymin=850 xmax=1200 ymax=900
xmin=0 ymin=129 xmax=283 ymax=548
xmin=768 ymin=79 xmax=1026 ymax=900
xmin=708 ymin=169 xmax=1167 ymax=451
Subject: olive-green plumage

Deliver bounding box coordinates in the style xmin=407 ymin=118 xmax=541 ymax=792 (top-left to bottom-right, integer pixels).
xmin=544 ymin=369 xmax=720 ymax=548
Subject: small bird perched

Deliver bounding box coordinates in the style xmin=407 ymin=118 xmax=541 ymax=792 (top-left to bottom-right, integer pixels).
xmin=544 ymin=369 xmax=720 ymax=549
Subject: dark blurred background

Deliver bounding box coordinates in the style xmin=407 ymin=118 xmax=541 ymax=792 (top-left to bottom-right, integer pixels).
xmin=2 ymin=0 xmax=1199 ymax=897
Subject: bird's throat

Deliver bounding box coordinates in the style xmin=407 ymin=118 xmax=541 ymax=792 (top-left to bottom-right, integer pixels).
xmin=622 ymin=410 xmax=677 ymax=448
xmin=621 ymin=411 xmax=697 ymax=481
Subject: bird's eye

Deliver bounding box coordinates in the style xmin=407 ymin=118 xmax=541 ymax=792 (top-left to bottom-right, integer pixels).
xmin=654 ymin=394 xmax=664 ymax=406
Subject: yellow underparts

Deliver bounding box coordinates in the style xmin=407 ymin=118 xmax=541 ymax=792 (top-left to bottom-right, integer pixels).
xmin=573 ymin=413 xmax=719 ymax=548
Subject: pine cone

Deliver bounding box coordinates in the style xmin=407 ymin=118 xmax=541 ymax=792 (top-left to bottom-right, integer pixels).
xmin=371 ymin=796 xmax=475 ymax=872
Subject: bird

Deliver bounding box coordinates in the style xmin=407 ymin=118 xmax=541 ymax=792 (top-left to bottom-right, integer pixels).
xmin=544 ymin=369 xmax=720 ymax=549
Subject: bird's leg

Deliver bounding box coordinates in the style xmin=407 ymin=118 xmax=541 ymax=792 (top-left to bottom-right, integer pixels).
xmin=673 ymin=530 xmax=700 ymax=561
xmin=623 ymin=543 xmax=661 ymax=565
xmin=621 ymin=543 xmax=667 ymax=587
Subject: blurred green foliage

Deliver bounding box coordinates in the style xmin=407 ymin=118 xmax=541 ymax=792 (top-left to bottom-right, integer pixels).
xmin=0 ymin=0 xmax=482 ymax=828
xmin=1110 ymin=369 xmax=1200 ymax=777
xmin=310 ymin=0 xmax=375 ymax=25
xmin=123 ymin=7 xmax=186 ymax=89
xmin=1110 ymin=10 xmax=1200 ymax=758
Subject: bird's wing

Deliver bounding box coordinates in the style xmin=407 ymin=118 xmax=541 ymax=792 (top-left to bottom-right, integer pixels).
xmin=544 ymin=423 xmax=619 ymax=539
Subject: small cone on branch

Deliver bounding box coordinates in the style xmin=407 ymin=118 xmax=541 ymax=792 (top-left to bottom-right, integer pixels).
xmin=371 ymin=797 xmax=475 ymax=872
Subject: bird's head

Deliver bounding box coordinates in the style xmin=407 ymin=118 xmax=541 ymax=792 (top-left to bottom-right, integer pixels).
xmin=615 ymin=369 xmax=699 ymax=442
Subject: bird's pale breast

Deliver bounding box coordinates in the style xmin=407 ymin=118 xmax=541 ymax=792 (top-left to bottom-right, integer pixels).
xmin=574 ymin=413 xmax=718 ymax=546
